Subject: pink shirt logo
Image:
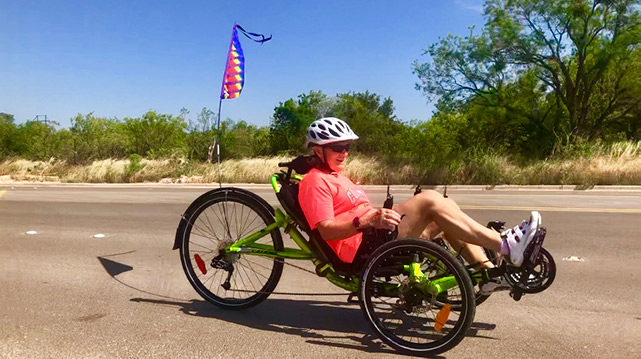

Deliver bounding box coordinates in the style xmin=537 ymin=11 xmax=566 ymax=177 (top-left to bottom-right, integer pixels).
xmin=346 ymin=189 xmax=365 ymax=205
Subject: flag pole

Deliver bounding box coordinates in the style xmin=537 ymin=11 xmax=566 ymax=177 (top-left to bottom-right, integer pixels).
xmin=211 ymin=23 xmax=237 ymax=188
xmin=215 ymin=98 xmax=223 ymax=188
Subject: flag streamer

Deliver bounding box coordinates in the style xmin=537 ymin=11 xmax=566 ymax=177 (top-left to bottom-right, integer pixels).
xmin=220 ymin=24 xmax=271 ymax=100
xmin=236 ymin=24 xmax=272 ymax=44
xmin=213 ymin=23 xmax=271 ymax=186
xmin=220 ymin=25 xmax=245 ymax=100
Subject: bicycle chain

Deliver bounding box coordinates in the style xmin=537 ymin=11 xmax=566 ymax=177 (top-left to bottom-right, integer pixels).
xmin=226 ymin=259 xmax=356 ymax=297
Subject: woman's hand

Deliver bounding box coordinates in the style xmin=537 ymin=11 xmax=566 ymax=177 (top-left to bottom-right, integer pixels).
xmin=361 ymin=207 xmax=402 ymax=230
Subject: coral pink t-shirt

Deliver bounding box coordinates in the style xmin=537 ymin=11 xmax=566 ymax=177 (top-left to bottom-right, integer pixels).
xmin=298 ymin=167 xmax=372 ymax=263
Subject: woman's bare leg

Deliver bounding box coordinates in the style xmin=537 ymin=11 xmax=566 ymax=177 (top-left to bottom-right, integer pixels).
xmin=442 ymin=197 xmax=495 ymax=269
xmin=442 ymin=235 xmax=494 ymax=269
xmin=418 ymin=217 xmax=494 ymax=269
xmin=419 ymin=221 xmax=441 ymax=239
xmin=394 ymin=190 xmax=502 ymax=253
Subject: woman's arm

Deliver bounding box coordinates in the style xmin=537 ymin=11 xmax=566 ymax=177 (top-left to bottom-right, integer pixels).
xmin=316 ymin=207 xmax=401 ymax=241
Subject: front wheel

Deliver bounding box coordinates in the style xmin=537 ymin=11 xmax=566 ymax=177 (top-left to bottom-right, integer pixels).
xmin=360 ymin=239 xmax=475 ymax=355
xmin=177 ymin=188 xmax=284 ymax=310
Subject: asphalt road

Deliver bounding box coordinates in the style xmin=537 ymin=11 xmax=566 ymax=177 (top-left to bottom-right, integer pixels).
xmin=1 ymin=184 xmax=640 ymax=358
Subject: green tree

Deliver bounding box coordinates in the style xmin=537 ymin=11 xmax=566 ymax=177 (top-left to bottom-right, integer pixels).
xmin=414 ymin=0 xmax=641 ymax=150
xmin=11 ymin=120 xmax=60 ymax=160
xmin=334 ymin=91 xmax=403 ymax=156
xmin=186 ymin=107 xmax=216 ymax=161
xmin=270 ymin=90 xmax=333 ymax=154
xmin=70 ymin=113 xmax=128 ymax=163
xmin=217 ymin=120 xmax=267 ymax=158
xmin=0 ymin=113 xmax=18 ymax=158
xmin=124 ymin=110 xmax=187 ymax=158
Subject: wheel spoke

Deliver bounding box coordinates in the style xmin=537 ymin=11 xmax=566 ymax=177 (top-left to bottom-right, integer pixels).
xmin=237 ymin=259 xmax=270 ymax=282
xmin=200 ymin=210 xmax=222 ymax=242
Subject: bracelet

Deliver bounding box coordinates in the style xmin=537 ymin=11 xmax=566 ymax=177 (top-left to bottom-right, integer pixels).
xmin=352 ymin=216 xmax=363 ymax=232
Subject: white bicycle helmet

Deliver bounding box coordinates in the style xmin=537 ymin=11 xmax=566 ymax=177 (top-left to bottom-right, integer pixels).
xmin=305 ymin=117 xmax=359 ymax=147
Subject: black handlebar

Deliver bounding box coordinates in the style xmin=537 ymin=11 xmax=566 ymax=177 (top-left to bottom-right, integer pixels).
xmin=383 ymin=185 xmax=393 ymax=209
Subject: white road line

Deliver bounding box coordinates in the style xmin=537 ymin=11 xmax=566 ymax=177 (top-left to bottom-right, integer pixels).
xmin=267 ymin=201 xmax=641 ymax=213
xmin=460 ymin=205 xmax=641 ymax=213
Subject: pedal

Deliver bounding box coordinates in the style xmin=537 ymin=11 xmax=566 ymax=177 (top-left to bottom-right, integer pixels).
xmin=510 ymin=288 xmax=523 ymax=301
xmin=523 ymin=227 xmax=546 ymax=267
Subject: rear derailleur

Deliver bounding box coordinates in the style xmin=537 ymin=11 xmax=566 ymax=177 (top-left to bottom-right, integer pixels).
xmin=211 ymin=252 xmax=236 ymax=291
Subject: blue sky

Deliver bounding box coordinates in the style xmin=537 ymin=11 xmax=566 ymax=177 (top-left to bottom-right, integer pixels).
xmin=1 ymin=0 xmax=485 ymax=128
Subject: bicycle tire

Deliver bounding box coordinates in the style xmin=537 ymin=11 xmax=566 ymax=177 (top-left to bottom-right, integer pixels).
xmin=360 ymin=239 xmax=475 ymax=355
xmin=177 ymin=187 xmax=284 ymax=310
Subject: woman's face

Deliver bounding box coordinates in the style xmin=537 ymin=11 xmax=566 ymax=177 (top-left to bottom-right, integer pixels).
xmin=314 ymin=141 xmax=352 ymax=172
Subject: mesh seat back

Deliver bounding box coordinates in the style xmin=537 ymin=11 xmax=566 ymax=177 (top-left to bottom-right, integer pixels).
xmin=276 ymin=176 xmax=365 ymax=274
xmin=275 ymin=180 xmax=311 ymax=234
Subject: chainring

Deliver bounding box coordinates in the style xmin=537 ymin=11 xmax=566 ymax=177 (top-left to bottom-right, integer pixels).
xmin=504 ymin=247 xmax=556 ymax=294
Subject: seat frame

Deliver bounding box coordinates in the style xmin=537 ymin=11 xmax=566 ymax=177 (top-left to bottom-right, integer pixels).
xmin=274 ymin=156 xmax=369 ymax=275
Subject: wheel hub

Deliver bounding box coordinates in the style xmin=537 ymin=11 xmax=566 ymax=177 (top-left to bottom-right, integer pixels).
xmin=398 ymin=281 xmax=429 ymax=313
xmin=217 ymin=239 xmax=240 ymax=264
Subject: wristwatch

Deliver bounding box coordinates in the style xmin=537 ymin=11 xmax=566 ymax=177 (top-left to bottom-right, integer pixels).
xmin=352 ymin=216 xmax=363 ymax=232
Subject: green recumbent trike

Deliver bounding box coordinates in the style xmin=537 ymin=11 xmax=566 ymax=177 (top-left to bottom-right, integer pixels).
xmin=172 ymin=155 xmax=556 ymax=355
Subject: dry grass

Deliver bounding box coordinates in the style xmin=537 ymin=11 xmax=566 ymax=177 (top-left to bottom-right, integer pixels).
xmin=513 ymin=142 xmax=641 ymax=185
xmin=1 ymin=142 xmax=640 ymax=185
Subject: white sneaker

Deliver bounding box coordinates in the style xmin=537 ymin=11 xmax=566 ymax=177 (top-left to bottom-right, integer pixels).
xmin=501 ymin=211 xmax=541 ymax=267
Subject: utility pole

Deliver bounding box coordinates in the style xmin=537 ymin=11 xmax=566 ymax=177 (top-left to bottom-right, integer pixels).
xmin=32 ymin=115 xmax=50 ymax=159
xmin=33 ymin=114 xmax=48 ymax=125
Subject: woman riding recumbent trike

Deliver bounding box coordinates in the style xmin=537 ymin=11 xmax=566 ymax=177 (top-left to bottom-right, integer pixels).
xmin=173 ymin=154 xmax=556 ymax=355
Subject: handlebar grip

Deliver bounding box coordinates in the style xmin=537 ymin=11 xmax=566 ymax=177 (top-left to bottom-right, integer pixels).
xmin=383 ymin=185 xmax=393 ymax=209
xmin=383 ymin=195 xmax=393 ymax=209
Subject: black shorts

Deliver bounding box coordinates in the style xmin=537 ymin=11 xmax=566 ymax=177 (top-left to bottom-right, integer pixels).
xmin=353 ymin=228 xmax=396 ymax=265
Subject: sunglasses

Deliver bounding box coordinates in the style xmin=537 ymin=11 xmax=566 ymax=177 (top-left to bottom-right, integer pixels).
xmin=325 ymin=144 xmax=351 ymax=153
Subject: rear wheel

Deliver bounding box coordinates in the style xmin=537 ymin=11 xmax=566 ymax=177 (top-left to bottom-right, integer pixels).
xmin=360 ymin=239 xmax=475 ymax=355
xmin=177 ymin=188 xmax=284 ymax=310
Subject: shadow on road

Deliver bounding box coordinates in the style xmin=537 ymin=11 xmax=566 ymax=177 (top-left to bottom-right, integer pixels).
xmin=131 ymin=297 xmax=497 ymax=356
xmin=97 ymin=253 xmax=186 ymax=301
